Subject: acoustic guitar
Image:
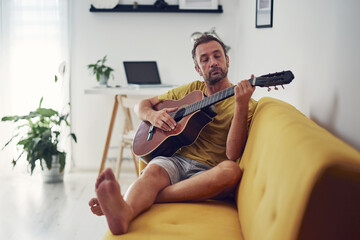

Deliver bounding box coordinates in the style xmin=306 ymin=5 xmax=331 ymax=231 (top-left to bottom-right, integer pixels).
xmin=133 ymin=70 xmax=294 ymax=162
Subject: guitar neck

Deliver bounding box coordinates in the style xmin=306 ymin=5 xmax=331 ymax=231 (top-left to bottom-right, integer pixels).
xmin=183 ymin=77 xmax=261 ymax=116
xmin=176 ymin=71 xmax=294 ymax=120
xmin=184 ymin=86 xmax=235 ymax=116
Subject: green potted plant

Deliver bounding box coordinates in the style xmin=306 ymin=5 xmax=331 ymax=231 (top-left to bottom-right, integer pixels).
xmin=1 ymin=76 xmax=77 ymax=182
xmin=87 ymin=55 xmax=114 ymax=85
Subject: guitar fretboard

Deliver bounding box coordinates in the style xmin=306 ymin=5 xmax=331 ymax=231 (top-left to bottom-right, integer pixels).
xmin=183 ymin=85 xmax=236 ymax=117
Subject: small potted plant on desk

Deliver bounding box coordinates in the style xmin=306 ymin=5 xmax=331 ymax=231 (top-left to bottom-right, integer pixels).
xmin=87 ymin=55 xmax=114 ymax=86
xmin=1 ymin=76 xmax=77 ymax=183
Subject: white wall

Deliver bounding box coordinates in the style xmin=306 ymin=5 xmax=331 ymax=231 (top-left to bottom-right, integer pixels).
xmin=70 ymin=0 xmax=239 ymax=170
xmin=235 ymin=0 xmax=360 ymax=150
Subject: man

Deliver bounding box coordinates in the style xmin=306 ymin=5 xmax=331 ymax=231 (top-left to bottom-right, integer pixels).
xmin=89 ymin=34 xmax=257 ymax=235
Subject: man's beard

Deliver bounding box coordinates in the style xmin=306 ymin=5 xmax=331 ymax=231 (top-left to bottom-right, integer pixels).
xmin=204 ymin=66 xmax=228 ymax=85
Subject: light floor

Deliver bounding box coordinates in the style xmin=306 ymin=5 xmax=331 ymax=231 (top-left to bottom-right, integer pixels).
xmin=0 ymin=159 xmax=138 ymax=240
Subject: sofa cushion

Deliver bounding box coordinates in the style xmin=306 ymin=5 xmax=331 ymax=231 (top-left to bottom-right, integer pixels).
xmin=103 ymin=201 xmax=243 ymax=240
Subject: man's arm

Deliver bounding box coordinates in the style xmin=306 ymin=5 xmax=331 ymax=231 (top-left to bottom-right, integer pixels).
xmin=134 ymin=96 xmax=178 ymax=132
xmin=226 ymin=79 xmax=255 ymax=161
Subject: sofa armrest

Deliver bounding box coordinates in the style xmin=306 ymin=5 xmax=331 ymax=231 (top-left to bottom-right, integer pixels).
xmin=298 ymin=164 xmax=360 ymax=240
xmin=236 ymin=97 xmax=360 ymax=240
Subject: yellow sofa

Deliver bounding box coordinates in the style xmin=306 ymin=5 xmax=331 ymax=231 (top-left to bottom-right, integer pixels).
xmin=104 ymin=97 xmax=360 ymax=240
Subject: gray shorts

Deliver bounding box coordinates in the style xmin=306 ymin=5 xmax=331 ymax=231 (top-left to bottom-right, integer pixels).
xmin=145 ymin=154 xmax=212 ymax=184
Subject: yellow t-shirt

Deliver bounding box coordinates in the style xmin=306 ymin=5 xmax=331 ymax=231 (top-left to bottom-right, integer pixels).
xmin=158 ymin=80 xmax=257 ymax=167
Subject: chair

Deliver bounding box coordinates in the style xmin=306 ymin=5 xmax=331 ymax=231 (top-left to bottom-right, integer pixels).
xmin=115 ymin=95 xmax=140 ymax=179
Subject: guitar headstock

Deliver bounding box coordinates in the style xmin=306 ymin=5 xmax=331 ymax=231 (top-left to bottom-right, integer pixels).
xmin=251 ymin=70 xmax=294 ymax=90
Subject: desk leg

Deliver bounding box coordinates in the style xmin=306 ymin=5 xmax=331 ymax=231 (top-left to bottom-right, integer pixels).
xmin=98 ymin=95 xmax=119 ymax=176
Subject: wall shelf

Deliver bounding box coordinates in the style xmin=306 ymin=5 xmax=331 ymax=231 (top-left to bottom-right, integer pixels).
xmin=89 ymin=4 xmax=223 ymax=13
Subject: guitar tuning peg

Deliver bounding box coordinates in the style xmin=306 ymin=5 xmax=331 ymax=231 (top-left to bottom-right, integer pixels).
xmin=281 ymin=85 xmax=285 ymax=89
xmin=267 ymin=87 xmax=271 ymax=92
xmin=274 ymin=86 xmax=278 ymax=90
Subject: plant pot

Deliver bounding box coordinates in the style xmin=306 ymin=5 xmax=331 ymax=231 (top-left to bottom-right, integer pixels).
xmin=42 ymin=155 xmax=64 ymax=183
xmin=99 ymin=74 xmax=109 ymax=86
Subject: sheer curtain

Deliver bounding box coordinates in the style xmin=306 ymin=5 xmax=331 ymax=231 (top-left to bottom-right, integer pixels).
xmin=0 ymin=0 xmax=71 ymax=173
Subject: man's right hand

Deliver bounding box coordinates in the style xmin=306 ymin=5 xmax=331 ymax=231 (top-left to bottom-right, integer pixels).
xmin=147 ymin=107 xmax=178 ymax=132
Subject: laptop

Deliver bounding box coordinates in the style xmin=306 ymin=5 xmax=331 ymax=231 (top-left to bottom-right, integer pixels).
xmin=123 ymin=61 xmax=174 ymax=88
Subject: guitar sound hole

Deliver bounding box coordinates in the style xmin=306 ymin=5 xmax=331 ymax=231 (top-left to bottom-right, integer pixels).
xmin=173 ymin=108 xmax=186 ymax=122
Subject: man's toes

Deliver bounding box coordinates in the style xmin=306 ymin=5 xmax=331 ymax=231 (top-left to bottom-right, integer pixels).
xmin=95 ymin=209 xmax=103 ymax=216
xmin=95 ymin=168 xmax=117 ymax=190
xmin=89 ymin=198 xmax=98 ymax=207
xmin=95 ymin=174 xmax=106 ymax=189
xmin=104 ymin=168 xmax=116 ymax=181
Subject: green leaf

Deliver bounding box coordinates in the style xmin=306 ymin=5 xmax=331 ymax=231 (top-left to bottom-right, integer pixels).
xmin=102 ymin=55 xmax=107 ymax=64
xmin=14 ymin=151 xmax=25 ymax=165
xmin=30 ymin=160 xmax=36 ymax=175
xmin=59 ymin=152 xmax=66 ymax=172
xmin=39 ymin=97 xmax=43 ymax=108
xmin=1 ymin=133 xmax=19 ymax=150
xmin=18 ymin=137 xmax=36 ymax=147
xmin=55 ymin=75 xmax=58 ymax=83
xmin=1 ymin=115 xmax=20 ymax=122
xmin=36 ymin=108 xmax=58 ymax=117
xmin=64 ymin=119 xmax=70 ymax=126
xmin=60 ymin=113 xmax=69 ymax=121
xmin=39 ymin=158 xmax=44 ymax=171
xmin=70 ymin=133 xmax=77 ymax=143
xmin=104 ymin=68 xmax=112 ymax=76
xmin=44 ymin=155 xmax=52 ymax=170
xmin=12 ymin=112 xmax=37 ymax=121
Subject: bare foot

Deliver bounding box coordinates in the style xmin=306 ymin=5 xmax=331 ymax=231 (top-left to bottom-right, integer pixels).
xmin=96 ymin=168 xmax=134 ymax=235
xmin=89 ymin=198 xmax=104 ymax=216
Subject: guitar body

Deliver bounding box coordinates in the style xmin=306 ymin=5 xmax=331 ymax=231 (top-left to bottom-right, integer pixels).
xmin=133 ymin=90 xmax=217 ymax=162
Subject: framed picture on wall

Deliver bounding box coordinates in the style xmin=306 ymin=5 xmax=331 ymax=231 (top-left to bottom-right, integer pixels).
xmin=179 ymin=0 xmax=218 ymax=10
xmin=256 ymin=0 xmax=273 ymax=28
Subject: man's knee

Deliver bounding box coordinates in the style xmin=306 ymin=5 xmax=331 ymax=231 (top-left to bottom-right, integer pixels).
xmin=214 ymin=161 xmax=242 ymax=187
xmin=142 ymin=164 xmax=170 ymax=183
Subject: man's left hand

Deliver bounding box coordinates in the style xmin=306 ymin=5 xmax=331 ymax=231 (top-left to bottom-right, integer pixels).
xmin=234 ymin=75 xmax=255 ymax=107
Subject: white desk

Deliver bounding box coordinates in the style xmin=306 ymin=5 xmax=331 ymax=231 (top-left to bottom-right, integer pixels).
xmin=84 ymin=85 xmax=173 ymax=96
xmin=84 ymin=86 xmax=173 ymax=176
